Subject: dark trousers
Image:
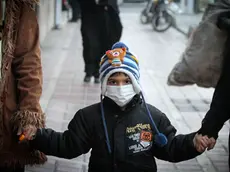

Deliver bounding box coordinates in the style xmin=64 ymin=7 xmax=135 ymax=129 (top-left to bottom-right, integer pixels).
xmin=81 ymin=6 xmax=122 ymax=76
xmin=0 ymin=166 xmax=24 ymax=172
xmin=69 ymin=0 xmax=80 ymax=21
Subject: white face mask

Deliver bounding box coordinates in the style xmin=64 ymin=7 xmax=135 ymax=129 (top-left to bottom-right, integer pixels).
xmin=105 ymin=85 xmax=136 ymax=107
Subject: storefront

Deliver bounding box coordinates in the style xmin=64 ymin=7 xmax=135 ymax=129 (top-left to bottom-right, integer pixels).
xmin=180 ymin=0 xmax=216 ymax=14
xmin=194 ymin=0 xmax=216 ymax=13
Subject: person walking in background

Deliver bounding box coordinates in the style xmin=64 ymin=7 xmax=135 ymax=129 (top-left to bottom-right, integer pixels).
xmin=77 ymin=0 xmax=123 ymax=83
xmin=68 ymin=0 xmax=81 ymax=22
xmin=0 ymin=1 xmax=46 ymax=171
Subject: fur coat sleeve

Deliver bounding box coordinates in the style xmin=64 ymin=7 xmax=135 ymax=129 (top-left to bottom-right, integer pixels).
xmin=11 ymin=3 xmax=45 ymax=132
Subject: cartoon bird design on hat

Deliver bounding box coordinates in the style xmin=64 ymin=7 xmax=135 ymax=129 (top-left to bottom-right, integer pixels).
xmin=106 ymin=47 xmax=127 ymax=67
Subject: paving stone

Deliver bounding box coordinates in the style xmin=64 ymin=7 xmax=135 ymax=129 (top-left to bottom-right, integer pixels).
xmin=176 ymin=164 xmax=202 ymax=171
xmin=45 ymin=119 xmax=64 ymax=132
xmin=62 ymin=121 xmax=70 ymax=131
xmin=180 ymin=112 xmax=203 ymax=130
xmin=213 ymin=162 xmax=229 ymax=172
xmin=192 ymin=104 xmax=210 ymax=112
xmin=207 ymin=147 xmax=229 ymax=156
xmin=26 ymin=158 xmax=56 ymax=172
xmin=171 ymin=98 xmax=190 ymax=105
xmin=64 ymin=111 xmax=77 ymax=120
xmin=175 ymin=103 xmax=196 ymax=112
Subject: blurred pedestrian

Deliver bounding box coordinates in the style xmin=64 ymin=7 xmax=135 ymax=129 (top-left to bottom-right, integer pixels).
xmin=0 ymin=0 xmax=46 ymax=171
xmin=78 ymin=0 xmax=123 ymax=83
xmin=68 ymin=0 xmax=81 ymax=22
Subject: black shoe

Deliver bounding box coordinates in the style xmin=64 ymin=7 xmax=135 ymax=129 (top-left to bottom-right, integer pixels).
xmin=94 ymin=77 xmax=100 ymax=84
xmin=84 ymin=75 xmax=91 ymax=83
xmin=68 ymin=19 xmax=78 ymax=23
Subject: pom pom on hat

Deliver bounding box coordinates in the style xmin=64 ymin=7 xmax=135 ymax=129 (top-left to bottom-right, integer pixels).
xmin=112 ymin=42 xmax=129 ymax=51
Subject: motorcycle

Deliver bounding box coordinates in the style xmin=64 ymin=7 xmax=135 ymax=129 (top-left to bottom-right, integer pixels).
xmin=140 ymin=0 xmax=159 ymax=24
xmin=151 ymin=0 xmax=175 ymax=32
xmin=140 ymin=0 xmax=182 ymax=32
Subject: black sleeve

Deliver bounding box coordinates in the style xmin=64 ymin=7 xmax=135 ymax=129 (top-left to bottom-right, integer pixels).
xmin=153 ymin=114 xmax=201 ymax=162
xmin=30 ymin=109 xmax=92 ymax=159
xmin=217 ymin=11 xmax=230 ymax=31
xmin=198 ymin=29 xmax=230 ymax=139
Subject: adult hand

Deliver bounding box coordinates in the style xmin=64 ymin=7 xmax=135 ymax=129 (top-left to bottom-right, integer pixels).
xmin=17 ymin=124 xmax=37 ymax=142
xmin=193 ymin=134 xmax=216 ymax=153
xmin=207 ymin=137 xmax=216 ymax=151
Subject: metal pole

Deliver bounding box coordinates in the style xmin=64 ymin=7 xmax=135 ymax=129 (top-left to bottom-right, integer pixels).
xmin=54 ymin=0 xmax=62 ymax=29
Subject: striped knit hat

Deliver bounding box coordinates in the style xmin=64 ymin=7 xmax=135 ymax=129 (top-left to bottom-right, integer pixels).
xmin=99 ymin=42 xmax=141 ymax=95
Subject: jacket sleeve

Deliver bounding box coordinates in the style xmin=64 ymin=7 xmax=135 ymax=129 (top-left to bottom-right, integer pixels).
xmin=198 ymin=68 xmax=230 ymax=139
xmin=30 ymin=109 xmax=92 ymax=159
xmin=198 ymin=21 xmax=230 ymax=139
xmin=153 ymin=114 xmax=201 ymax=162
xmin=10 ymin=5 xmax=45 ymax=131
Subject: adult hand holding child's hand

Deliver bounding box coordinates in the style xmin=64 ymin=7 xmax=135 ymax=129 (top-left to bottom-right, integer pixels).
xmin=193 ymin=134 xmax=216 ymax=153
xmin=17 ymin=124 xmax=37 ymax=142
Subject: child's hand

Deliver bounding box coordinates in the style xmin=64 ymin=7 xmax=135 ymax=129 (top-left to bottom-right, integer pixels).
xmin=193 ymin=134 xmax=216 ymax=153
xmin=17 ymin=125 xmax=37 ymax=142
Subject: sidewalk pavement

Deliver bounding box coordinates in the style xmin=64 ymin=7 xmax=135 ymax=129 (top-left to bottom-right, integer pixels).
xmin=26 ymin=4 xmax=229 ymax=172
xmin=174 ymin=13 xmax=202 ymax=34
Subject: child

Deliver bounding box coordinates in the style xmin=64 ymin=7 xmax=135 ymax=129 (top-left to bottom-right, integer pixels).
xmin=21 ymin=42 xmax=212 ymax=172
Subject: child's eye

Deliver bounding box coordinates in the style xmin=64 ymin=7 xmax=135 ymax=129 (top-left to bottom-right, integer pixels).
xmin=125 ymin=80 xmax=132 ymax=84
xmin=108 ymin=80 xmax=117 ymax=85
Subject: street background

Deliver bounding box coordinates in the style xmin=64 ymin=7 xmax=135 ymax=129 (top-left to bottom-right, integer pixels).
xmin=26 ymin=2 xmax=229 ymax=172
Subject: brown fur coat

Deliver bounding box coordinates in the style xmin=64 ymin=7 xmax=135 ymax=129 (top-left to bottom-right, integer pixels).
xmin=0 ymin=0 xmax=47 ymax=167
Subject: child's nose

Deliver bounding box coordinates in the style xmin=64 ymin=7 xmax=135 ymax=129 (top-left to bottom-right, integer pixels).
xmin=118 ymin=82 xmax=124 ymax=86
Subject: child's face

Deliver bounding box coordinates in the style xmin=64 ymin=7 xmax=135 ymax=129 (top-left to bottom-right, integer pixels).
xmin=107 ymin=72 xmax=132 ymax=86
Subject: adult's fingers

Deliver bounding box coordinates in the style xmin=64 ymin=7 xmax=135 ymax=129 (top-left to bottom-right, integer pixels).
xmin=24 ymin=127 xmax=36 ymax=140
xmin=207 ymin=137 xmax=216 ymax=150
xmin=200 ymin=137 xmax=209 ymax=148
xmin=17 ymin=127 xmax=22 ymax=135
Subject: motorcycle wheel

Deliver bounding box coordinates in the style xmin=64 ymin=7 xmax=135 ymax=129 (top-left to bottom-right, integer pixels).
xmin=151 ymin=12 xmax=173 ymax=32
xmin=140 ymin=9 xmax=149 ymax=24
